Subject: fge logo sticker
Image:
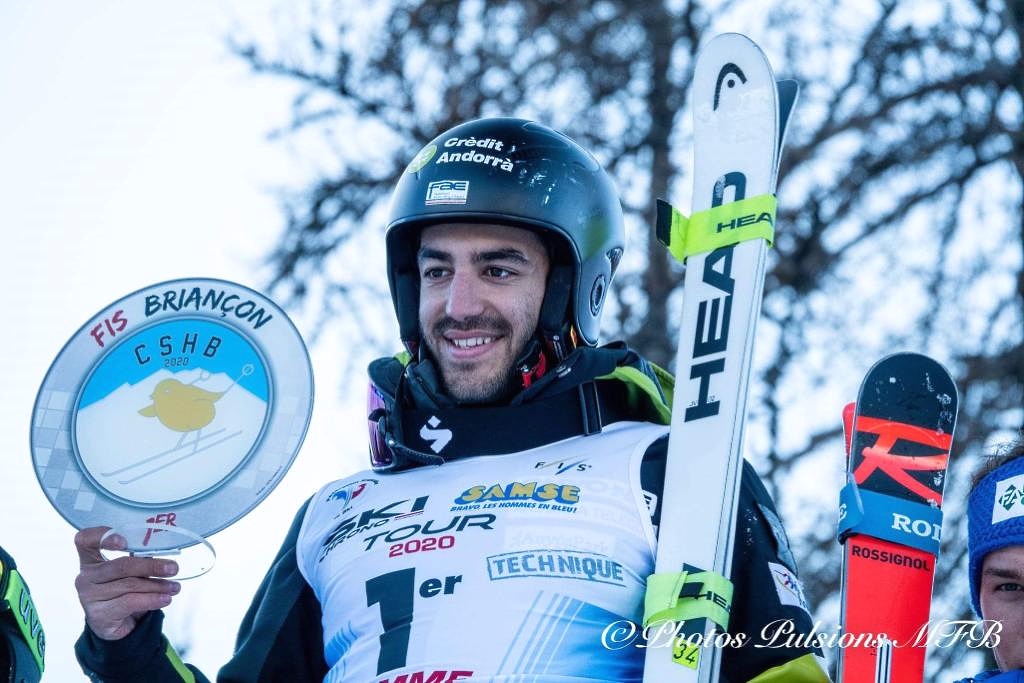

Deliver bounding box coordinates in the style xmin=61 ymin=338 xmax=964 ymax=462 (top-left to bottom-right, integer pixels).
xmin=426 ymin=180 xmax=469 ymax=205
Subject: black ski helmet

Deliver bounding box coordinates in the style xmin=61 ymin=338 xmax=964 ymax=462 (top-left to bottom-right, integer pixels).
xmin=385 ymin=117 xmax=625 ymax=350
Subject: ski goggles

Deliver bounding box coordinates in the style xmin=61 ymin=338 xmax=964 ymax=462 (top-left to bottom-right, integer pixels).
xmin=367 ymin=381 xmax=398 ymax=472
xmin=0 ymin=546 xmax=44 ymax=683
xmin=366 ymin=375 xmax=448 ymax=473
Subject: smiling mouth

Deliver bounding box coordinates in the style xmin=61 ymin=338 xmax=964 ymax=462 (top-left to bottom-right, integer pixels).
xmin=448 ymin=336 xmax=497 ymax=349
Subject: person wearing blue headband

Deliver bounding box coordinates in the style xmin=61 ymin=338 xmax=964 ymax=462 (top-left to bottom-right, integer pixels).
xmin=955 ymin=444 xmax=1024 ymax=683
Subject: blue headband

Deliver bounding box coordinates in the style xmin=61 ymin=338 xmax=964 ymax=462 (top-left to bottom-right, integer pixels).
xmin=968 ymin=456 xmax=1024 ymax=617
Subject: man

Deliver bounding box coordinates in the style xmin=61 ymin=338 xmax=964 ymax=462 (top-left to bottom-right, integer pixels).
xmin=74 ymin=118 xmax=828 ymax=681
xmin=954 ymin=446 xmax=1024 ymax=682
xmin=0 ymin=545 xmax=44 ymax=683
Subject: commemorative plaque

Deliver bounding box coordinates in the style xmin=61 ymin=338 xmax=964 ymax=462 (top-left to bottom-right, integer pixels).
xmin=31 ymin=278 xmax=314 ymax=577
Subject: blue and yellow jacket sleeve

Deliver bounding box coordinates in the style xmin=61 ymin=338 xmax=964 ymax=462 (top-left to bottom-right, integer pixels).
xmin=75 ymin=501 xmax=327 ymax=683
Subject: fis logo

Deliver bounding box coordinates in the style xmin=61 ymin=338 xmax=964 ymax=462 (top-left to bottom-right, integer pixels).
xmin=534 ymin=459 xmax=591 ymax=474
xmin=420 ymin=416 xmax=453 ymax=453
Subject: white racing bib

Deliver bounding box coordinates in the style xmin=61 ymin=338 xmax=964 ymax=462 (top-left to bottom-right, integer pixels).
xmin=297 ymin=421 xmax=666 ymax=683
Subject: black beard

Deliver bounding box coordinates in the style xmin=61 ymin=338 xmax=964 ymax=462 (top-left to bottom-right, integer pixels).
xmin=419 ymin=342 xmax=521 ymax=405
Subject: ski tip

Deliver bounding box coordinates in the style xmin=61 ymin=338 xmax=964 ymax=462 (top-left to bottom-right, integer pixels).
xmin=777 ymin=79 xmax=800 ymax=99
xmin=777 ymin=79 xmax=801 ymax=118
xmin=842 ymin=402 xmax=856 ymax=457
xmin=655 ymin=198 xmax=674 ymax=248
xmin=864 ymin=352 xmax=956 ymax=386
xmin=776 ymin=79 xmax=801 ymax=160
xmin=701 ymin=31 xmax=758 ymax=48
xmin=695 ymin=32 xmax=767 ymax=68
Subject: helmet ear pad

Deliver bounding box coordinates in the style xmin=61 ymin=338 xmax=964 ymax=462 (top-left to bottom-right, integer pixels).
xmin=386 ymin=222 xmax=422 ymax=346
xmin=537 ymin=260 xmax=573 ymax=345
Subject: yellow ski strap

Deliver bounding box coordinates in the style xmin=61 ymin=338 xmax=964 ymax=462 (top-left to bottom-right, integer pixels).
xmin=656 ymin=194 xmax=777 ymax=262
xmin=643 ymin=566 xmax=733 ymax=631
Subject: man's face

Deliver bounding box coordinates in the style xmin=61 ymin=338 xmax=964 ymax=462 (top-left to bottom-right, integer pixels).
xmin=980 ymin=545 xmax=1024 ymax=670
xmin=417 ymin=222 xmax=550 ymax=403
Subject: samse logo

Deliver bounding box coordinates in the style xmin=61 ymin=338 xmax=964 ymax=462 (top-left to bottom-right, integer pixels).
xmin=425 ymin=180 xmax=470 ymax=205
xmin=453 ymin=481 xmax=580 ymax=505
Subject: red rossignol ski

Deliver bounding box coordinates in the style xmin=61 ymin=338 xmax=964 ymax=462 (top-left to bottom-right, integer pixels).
xmin=837 ymin=352 xmax=958 ymax=682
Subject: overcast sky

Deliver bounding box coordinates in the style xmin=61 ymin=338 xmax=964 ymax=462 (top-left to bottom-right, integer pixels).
xmin=1 ymin=4 xmax=366 ymax=679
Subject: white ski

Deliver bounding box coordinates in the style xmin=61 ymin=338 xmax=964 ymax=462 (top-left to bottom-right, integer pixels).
xmin=642 ymin=33 xmax=796 ymax=683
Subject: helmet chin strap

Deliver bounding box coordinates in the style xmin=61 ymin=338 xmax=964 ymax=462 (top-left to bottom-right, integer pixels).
xmin=515 ymin=338 xmax=548 ymax=390
xmin=539 ymin=264 xmax=576 ymax=360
